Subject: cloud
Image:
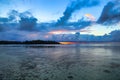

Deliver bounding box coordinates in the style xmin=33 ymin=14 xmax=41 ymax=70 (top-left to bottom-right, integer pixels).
xmin=8 ymin=10 xmax=38 ymax=31
xmin=97 ymin=0 xmax=120 ymax=25
xmin=36 ymin=18 xmax=92 ymax=33
xmin=0 ymin=25 xmax=4 ymax=31
xmin=0 ymin=1 xmax=98 ymax=33
xmin=19 ymin=11 xmax=33 ymax=18
xmin=0 ymin=10 xmax=19 ymax=23
xmin=85 ymin=14 xmax=96 ymax=21
xmin=56 ymin=0 xmax=100 ymax=26
xmin=66 ymin=20 xmax=92 ymax=30
xmin=0 ymin=10 xmax=20 ymax=32
xmin=0 ymin=17 xmax=13 ymax=31
xmin=0 ymin=24 xmax=7 ymax=31
xmin=19 ymin=16 xmax=38 ymax=31
xmin=8 ymin=10 xmax=20 ymax=22
xmin=0 ymin=30 xmax=46 ymax=41
xmin=0 ymin=8 xmax=95 ymax=41
xmin=0 ymin=10 xmax=38 ymax=32
xmin=0 ymin=17 xmax=9 ymax=23
xmin=109 ymin=30 xmax=120 ymax=41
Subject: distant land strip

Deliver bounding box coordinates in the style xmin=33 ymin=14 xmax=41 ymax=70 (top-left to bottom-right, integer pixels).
xmin=0 ymin=40 xmax=120 ymax=45
xmin=0 ymin=40 xmax=60 ymax=44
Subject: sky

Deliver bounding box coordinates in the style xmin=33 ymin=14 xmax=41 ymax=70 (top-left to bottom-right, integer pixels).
xmin=0 ymin=0 xmax=120 ymax=41
xmin=0 ymin=0 xmax=108 ymax=22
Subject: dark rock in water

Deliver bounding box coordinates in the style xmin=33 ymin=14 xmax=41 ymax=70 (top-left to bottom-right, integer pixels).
xmin=0 ymin=74 xmax=3 ymax=79
xmin=22 ymin=62 xmax=36 ymax=70
xmin=27 ymin=63 xmax=36 ymax=69
xmin=110 ymin=62 xmax=120 ymax=68
xmin=103 ymin=70 xmax=111 ymax=73
xmin=44 ymin=78 xmax=49 ymax=80
xmin=67 ymin=75 xmax=73 ymax=79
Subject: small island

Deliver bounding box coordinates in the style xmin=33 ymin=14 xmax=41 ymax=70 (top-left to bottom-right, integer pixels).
xmin=0 ymin=40 xmax=60 ymax=44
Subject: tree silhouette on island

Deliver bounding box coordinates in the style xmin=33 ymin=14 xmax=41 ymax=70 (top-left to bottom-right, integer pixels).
xmin=0 ymin=40 xmax=60 ymax=44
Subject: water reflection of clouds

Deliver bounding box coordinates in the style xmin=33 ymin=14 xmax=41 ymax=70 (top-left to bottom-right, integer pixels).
xmin=89 ymin=47 xmax=113 ymax=56
xmin=35 ymin=44 xmax=117 ymax=61
xmin=1 ymin=43 xmax=120 ymax=80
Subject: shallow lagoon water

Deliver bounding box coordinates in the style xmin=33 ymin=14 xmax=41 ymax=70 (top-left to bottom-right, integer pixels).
xmin=0 ymin=43 xmax=120 ymax=80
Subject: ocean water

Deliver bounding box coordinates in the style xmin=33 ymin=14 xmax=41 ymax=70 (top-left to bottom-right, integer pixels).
xmin=0 ymin=43 xmax=120 ymax=80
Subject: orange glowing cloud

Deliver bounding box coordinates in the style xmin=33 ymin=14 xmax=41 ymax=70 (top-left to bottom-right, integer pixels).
xmin=48 ymin=30 xmax=75 ymax=34
xmin=85 ymin=14 xmax=96 ymax=21
xmin=48 ymin=29 xmax=92 ymax=35
xmin=49 ymin=30 xmax=66 ymax=34
xmin=59 ymin=42 xmax=77 ymax=45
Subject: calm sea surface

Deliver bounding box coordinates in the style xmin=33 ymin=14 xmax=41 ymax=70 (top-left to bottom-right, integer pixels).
xmin=0 ymin=43 xmax=120 ymax=80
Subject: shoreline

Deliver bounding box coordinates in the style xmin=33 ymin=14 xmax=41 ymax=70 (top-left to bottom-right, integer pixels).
xmin=0 ymin=40 xmax=120 ymax=45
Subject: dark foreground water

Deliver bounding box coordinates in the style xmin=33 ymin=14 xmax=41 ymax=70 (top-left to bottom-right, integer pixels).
xmin=0 ymin=43 xmax=120 ymax=80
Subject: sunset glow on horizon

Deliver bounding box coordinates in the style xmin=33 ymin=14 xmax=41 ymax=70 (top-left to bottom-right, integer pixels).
xmin=59 ymin=42 xmax=78 ymax=45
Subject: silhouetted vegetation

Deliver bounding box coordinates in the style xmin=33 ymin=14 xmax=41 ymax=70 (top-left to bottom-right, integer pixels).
xmin=0 ymin=40 xmax=60 ymax=44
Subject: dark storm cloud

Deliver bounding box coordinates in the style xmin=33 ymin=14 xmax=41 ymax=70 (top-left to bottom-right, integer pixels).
xmin=8 ymin=10 xmax=38 ymax=31
xmin=97 ymin=0 xmax=120 ymax=25
xmin=8 ymin=10 xmax=19 ymax=22
xmin=0 ymin=24 xmax=8 ymax=31
xmin=109 ymin=30 xmax=120 ymax=41
xmin=0 ymin=17 xmax=10 ymax=31
xmin=37 ymin=18 xmax=92 ymax=32
xmin=0 ymin=10 xmax=38 ymax=32
xmin=19 ymin=17 xmax=37 ymax=31
xmin=0 ymin=17 xmax=9 ymax=23
xmin=65 ymin=20 xmax=92 ymax=30
xmin=0 ymin=25 xmax=4 ymax=31
xmin=56 ymin=0 xmax=100 ymax=26
xmin=19 ymin=11 xmax=38 ymax=31
xmin=0 ymin=23 xmax=19 ymax=32
xmin=0 ymin=10 xmax=19 ymax=23
xmin=19 ymin=11 xmax=33 ymax=18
